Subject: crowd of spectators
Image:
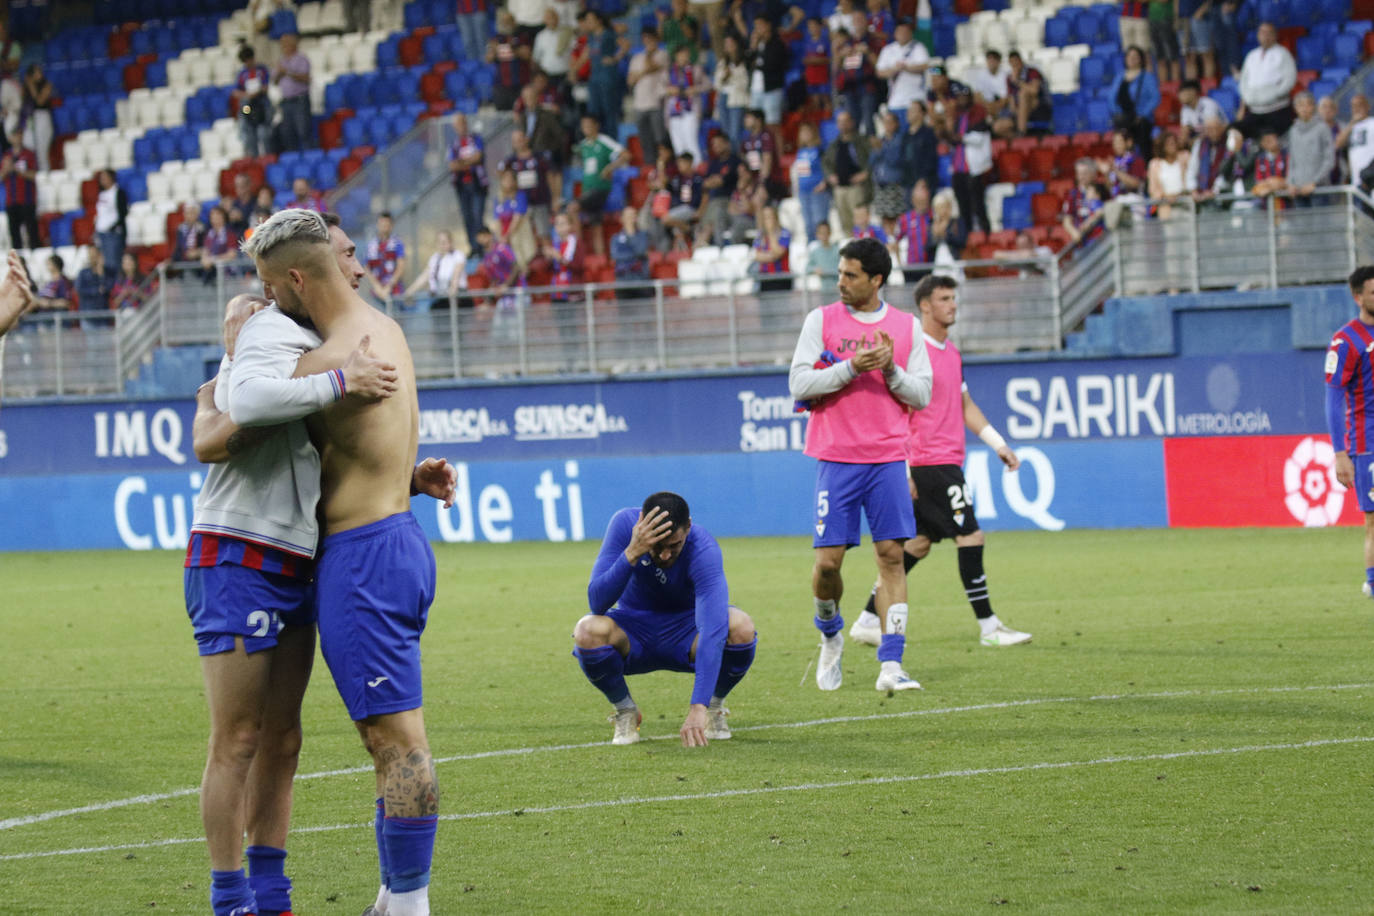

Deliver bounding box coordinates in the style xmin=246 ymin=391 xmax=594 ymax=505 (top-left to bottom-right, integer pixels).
xmin=5 ymin=0 xmax=1374 ymax=331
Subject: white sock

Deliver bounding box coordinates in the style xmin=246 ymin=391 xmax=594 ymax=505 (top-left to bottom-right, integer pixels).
xmin=881 ymin=659 xmax=904 ymax=675
xmin=613 ymin=695 xmax=637 ymax=711
xmin=389 ymin=886 xmax=430 ymax=916
xmin=373 ymin=886 xmax=391 ymax=914
xmin=979 ymin=614 xmax=1002 ymax=637
xmin=814 ymin=596 xmax=838 ymax=619
xmin=708 ymin=696 xmax=723 ymax=709
xmin=856 ymin=609 xmax=880 ymax=627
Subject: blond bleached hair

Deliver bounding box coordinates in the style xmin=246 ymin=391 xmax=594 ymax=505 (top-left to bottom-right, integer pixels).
xmin=240 ymin=208 xmax=332 ymax=263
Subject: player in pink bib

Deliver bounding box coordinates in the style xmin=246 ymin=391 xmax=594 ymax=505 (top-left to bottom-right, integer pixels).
xmin=850 ymin=275 xmax=1032 ymax=648
xmin=788 ymin=238 xmax=933 ymax=694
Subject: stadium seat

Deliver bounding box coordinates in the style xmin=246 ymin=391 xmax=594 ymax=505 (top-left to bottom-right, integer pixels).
xmin=1297 ymin=34 xmax=1330 ymax=70
xmin=1031 ymin=192 xmax=1060 ymax=225
xmin=1333 ymin=32 xmax=1363 ymax=67
xmin=996 ymin=149 xmax=1026 ymax=182
xmin=1026 ymin=147 xmax=1057 ymax=180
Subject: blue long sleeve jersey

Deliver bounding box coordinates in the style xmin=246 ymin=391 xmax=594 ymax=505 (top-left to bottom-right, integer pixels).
xmin=586 ymin=508 xmax=730 ymax=706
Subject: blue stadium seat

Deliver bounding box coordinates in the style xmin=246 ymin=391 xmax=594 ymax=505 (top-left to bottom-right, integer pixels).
xmin=1256 ymin=0 xmax=1283 ymax=25
xmin=1001 ymin=194 xmax=1032 ymax=230
xmin=932 ymin=24 xmax=957 ymax=57
xmin=372 ymin=71 xmax=402 ymax=106
xmin=278 ymin=151 xmax=306 ymax=171
xmin=1044 ymin=17 xmax=1071 ymax=47
xmin=266 ymin=162 xmax=290 ymax=189
xmin=1083 ymin=99 xmax=1113 ymax=131
xmin=1016 ymin=180 xmax=1046 ymax=195
xmin=422 ymin=34 xmax=446 ymax=63
xmin=154 ymin=131 xmax=179 ymax=163
xmin=1079 ymin=56 xmax=1107 ymax=88
xmin=1324 ymin=0 xmax=1354 ymax=18
xmin=1297 ymin=35 xmax=1329 ymax=70
xmin=404 ymin=1 xmax=428 ymax=30
xmin=313 ymin=158 xmax=336 ymax=189
xmin=324 ymin=80 xmax=347 ymax=112
xmin=1345 ymin=20 xmax=1373 ymax=39
xmin=428 ymin=0 xmax=455 ymax=25
xmin=1332 ymin=32 xmax=1363 ymax=68
xmin=1210 ymin=87 xmax=1239 ymax=119
xmin=1310 ymin=22 xmax=1341 ymax=39
xmin=1321 ymin=65 xmax=1353 ymax=83
xmin=1072 ymin=9 xmax=1103 ymax=44
xmin=819 ymin=117 xmax=839 ymax=148
xmin=133 ymin=136 xmax=156 ymax=168
xmin=366 ymin=116 xmax=393 ymax=147
xmin=442 ymin=27 xmax=465 ymax=61
xmin=453 ymin=96 xmax=479 ymax=114
xmin=124 ymin=171 xmax=148 ymax=202
xmin=389 ymin=111 xmax=413 ymax=139
xmin=376 ymin=36 xmax=401 ymax=69
xmin=443 ymin=70 xmax=469 ymax=100
xmin=1308 ymin=77 xmax=1339 ymax=98
xmin=1053 ymin=101 xmax=1080 ymax=134
xmin=145 ymin=59 xmax=167 ymax=88
xmin=342 ymin=116 xmax=368 ymax=148
xmin=937 ymin=153 xmax=951 ymax=187
xmin=178 ymin=130 xmax=199 ymax=160
xmin=344 ymin=75 xmax=373 ymax=110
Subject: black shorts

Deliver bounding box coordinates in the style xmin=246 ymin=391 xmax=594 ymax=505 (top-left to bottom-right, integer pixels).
xmin=910 ymin=464 xmax=980 ymax=542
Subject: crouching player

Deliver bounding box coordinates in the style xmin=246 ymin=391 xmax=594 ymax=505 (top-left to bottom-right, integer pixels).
xmin=573 ymin=492 xmax=757 ymax=747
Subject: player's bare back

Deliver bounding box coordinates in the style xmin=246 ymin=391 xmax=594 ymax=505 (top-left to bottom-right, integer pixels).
xmin=296 ymin=308 xmax=420 ymax=534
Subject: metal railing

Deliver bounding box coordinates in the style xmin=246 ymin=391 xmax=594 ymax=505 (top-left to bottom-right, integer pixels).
xmin=6 ymin=185 xmax=1374 ymax=398
xmin=1109 ymin=185 xmax=1370 ymax=296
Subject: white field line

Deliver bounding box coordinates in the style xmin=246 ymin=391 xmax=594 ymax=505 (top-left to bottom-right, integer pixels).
xmin=1 ymin=681 xmax=1368 ymax=834
xmin=3 ymin=735 xmax=1371 ymax=862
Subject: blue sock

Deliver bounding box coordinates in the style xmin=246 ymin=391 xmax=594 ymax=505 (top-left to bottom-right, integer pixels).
xmin=712 ymin=637 xmax=757 ymax=700
xmin=374 ymin=798 xmax=390 ymax=891
xmin=382 ymin=815 xmax=437 ymax=894
xmin=1365 ymin=567 xmax=1374 ymax=587
xmin=246 ymin=845 xmax=291 ymax=916
xmin=877 ymin=633 xmax=905 ymax=664
xmin=814 ymin=613 xmax=844 ymax=637
xmin=210 ymin=869 xmax=256 ymax=916
xmin=573 ymin=645 xmax=630 ymax=704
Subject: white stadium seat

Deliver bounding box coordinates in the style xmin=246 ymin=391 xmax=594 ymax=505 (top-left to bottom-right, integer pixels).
xmin=211 ymin=55 xmax=239 ymax=85
xmin=319 ymin=0 xmax=348 ymax=31
xmin=192 ymin=168 xmax=220 ymax=201
xmin=170 ymin=172 xmax=196 ymax=204
xmin=1048 ymin=57 xmax=1079 ymax=94
xmin=1014 ymin=18 xmax=1044 ymax=50
xmin=63 ymin=142 xmax=89 ymax=175
xmin=349 ymin=42 xmax=374 ymax=72
xmin=146 ymin=171 xmax=172 ymax=204
xmin=1060 ymin=43 xmax=1090 ymax=63
xmin=692 ymin=245 xmax=721 ymax=264
xmin=200 ymin=129 xmax=224 ymax=160
xmin=297 ymin=2 xmax=323 ymax=34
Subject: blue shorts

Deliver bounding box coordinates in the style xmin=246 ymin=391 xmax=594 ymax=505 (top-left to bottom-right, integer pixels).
xmin=813 ymin=459 xmax=916 ymax=548
xmin=608 ymin=606 xmax=700 ymax=675
xmin=315 ymin=512 xmax=436 ymax=721
xmin=183 ymin=565 xmax=315 ymax=657
xmin=1355 ymin=454 xmax=1374 ymax=512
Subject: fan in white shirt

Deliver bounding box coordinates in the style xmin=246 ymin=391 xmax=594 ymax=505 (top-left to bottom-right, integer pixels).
xmin=404 ymin=230 xmax=468 ymax=310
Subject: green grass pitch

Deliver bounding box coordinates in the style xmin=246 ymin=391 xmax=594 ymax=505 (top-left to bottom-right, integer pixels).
xmin=2 ymin=527 xmax=1372 ymax=913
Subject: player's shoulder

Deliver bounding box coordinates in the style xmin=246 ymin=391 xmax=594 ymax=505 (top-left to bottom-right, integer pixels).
xmin=240 ymin=305 xmax=323 ymax=349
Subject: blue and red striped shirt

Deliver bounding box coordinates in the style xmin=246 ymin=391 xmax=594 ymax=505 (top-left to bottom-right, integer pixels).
xmin=1327 ymin=318 xmax=1374 ymax=455
xmin=184 ymin=532 xmax=312 ymax=578
xmin=754 ymin=229 xmax=791 ymax=274
xmin=2 ymin=147 xmax=36 ymax=206
xmin=898 ymin=209 xmax=931 ymax=265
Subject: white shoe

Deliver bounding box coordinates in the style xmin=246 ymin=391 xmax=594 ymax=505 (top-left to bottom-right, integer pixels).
xmin=1363 ymin=582 xmax=1372 ymax=598
xmin=705 ymin=705 xmax=731 ymax=740
xmin=875 ymin=668 xmax=922 ymax=694
xmin=980 ymin=624 xmax=1032 ymax=647
xmin=609 ymin=706 xmax=642 ymax=745
xmin=816 ymin=632 xmax=844 ymax=691
xmin=849 ymin=615 xmax=882 ymax=647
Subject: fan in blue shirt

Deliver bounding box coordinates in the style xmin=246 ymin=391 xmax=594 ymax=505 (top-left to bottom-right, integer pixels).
xmin=574 ymin=491 xmax=758 ymax=747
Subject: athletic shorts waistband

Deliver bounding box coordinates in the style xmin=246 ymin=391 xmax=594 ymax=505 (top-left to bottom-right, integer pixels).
xmin=321 ymin=511 xmax=421 ymax=548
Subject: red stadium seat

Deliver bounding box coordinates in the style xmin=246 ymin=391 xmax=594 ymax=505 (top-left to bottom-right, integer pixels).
xmin=81 ymin=178 xmax=99 ymax=209
xmin=965 ymin=229 xmax=987 ymax=248
xmin=72 ymin=215 xmax=94 ymax=245
xmin=1026 ymin=225 xmax=1051 ymax=245
xmin=625 ymin=135 xmax=643 ymax=166
xmin=990 ymin=138 xmax=1008 ymax=159
xmin=1010 ymin=136 xmax=1039 ymax=153
xmin=1040 ymin=135 xmax=1069 ymax=150
xmin=398 ymin=35 xmax=424 ymax=68
xmin=1031 ymin=192 xmax=1061 ymax=225
xmin=339 ymin=157 xmax=363 ymax=181
xmin=1026 ymin=147 xmax=1057 ymax=180
xmin=628 ymin=176 xmax=649 ymax=208
xmin=995 ymin=149 xmax=1026 ymax=182
xmin=122 ymin=61 xmax=145 ymax=92
xmin=1048 ymin=225 xmax=1073 ymax=250
xmin=1365 ymin=30 xmax=1374 ymax=59
xmin=988 ymin=229 xmax=1017 ymax=249
xmin=318 ymin=119 xmax=342 ymax=150
xmin=218 ymin=168 xmax=234 ymax=197
xmin=419 ymin=71 xmax=444 ymax=103
xmin=1055 ymin=144 xmax=1084 ymax=176
xmin=1277 ymin=27 xmax=1304 ymax=56
xmin=1048 ymin=177 xmax=1074 ymax=199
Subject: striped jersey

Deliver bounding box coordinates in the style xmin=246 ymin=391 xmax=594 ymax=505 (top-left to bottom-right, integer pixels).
xmin=1326 ymin=317 xmax=1374 ymax=454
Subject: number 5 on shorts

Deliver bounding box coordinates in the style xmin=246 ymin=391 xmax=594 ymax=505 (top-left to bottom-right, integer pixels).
xmin=817 ymin=489 xmax=830 ymax=518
